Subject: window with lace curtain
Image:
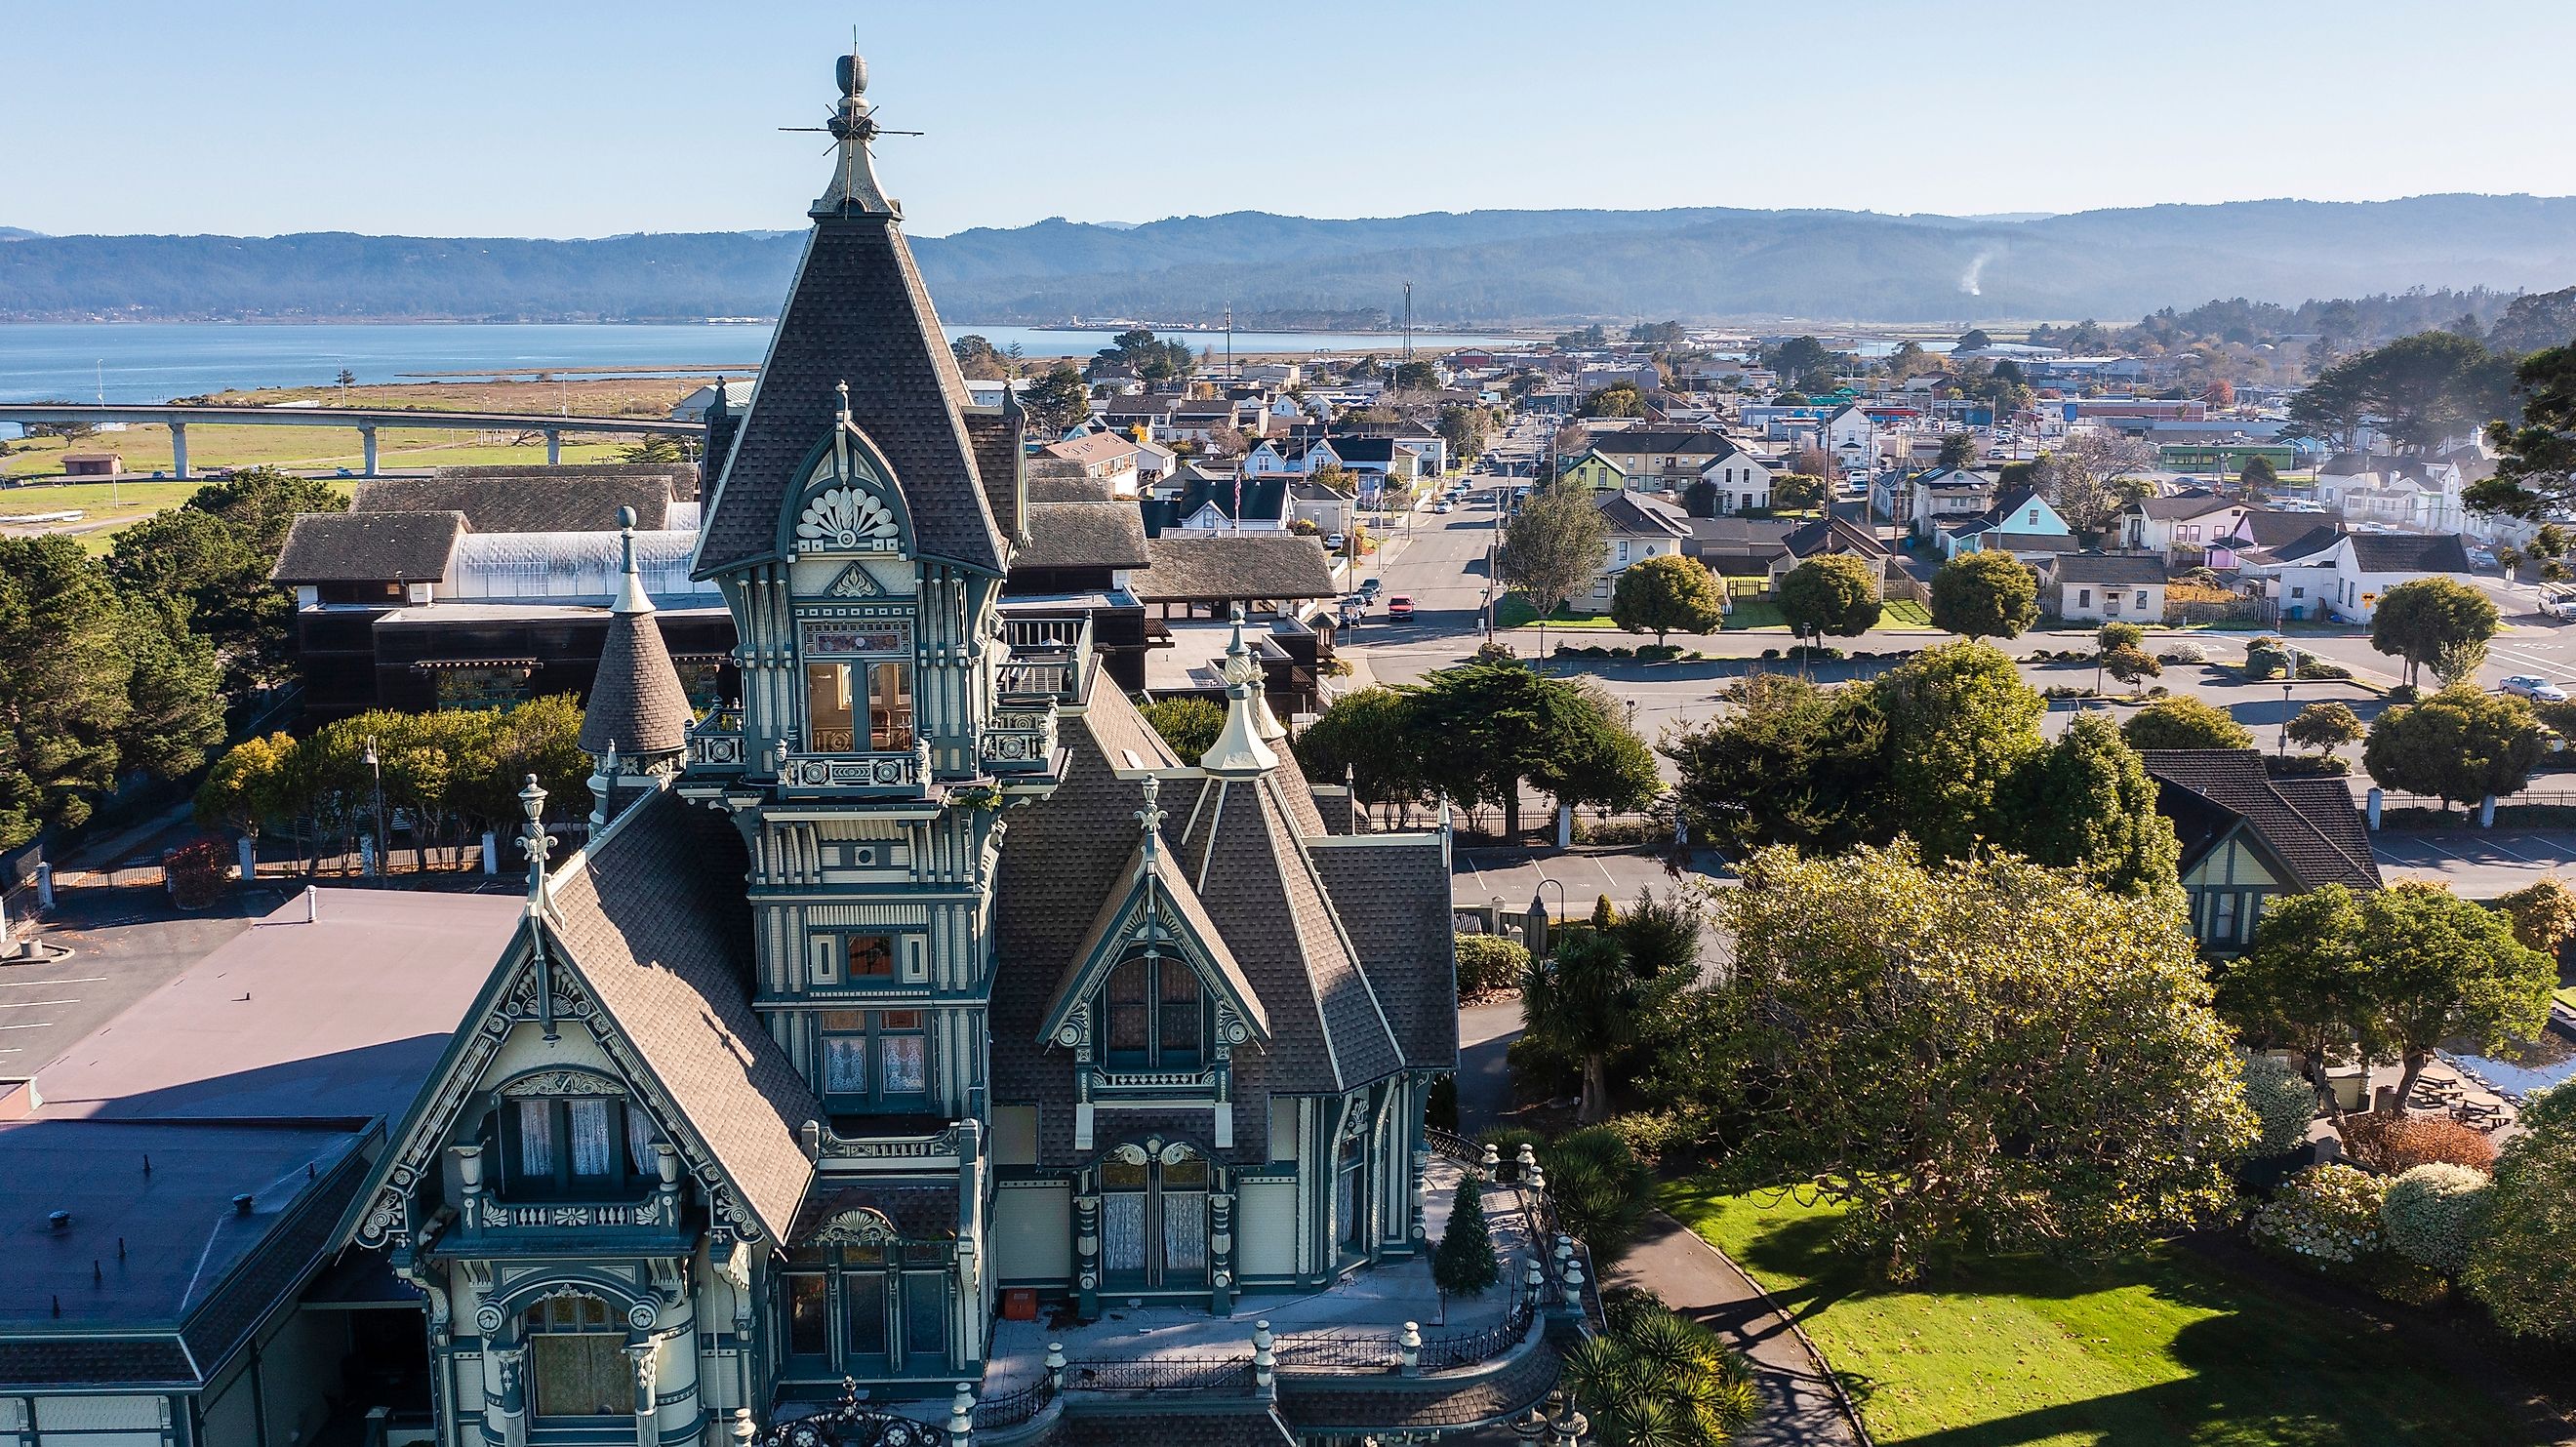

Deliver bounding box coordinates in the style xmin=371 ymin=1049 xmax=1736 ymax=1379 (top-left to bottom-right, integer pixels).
xmin=500 ymin=1094 xmax=659 ymax=1200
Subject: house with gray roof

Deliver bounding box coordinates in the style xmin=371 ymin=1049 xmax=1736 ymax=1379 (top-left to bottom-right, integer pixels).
xmin=2141 ymin=749 xmax=2381 ymax=953
xmin=144 ymin=54 xmax=1565 ymax=1447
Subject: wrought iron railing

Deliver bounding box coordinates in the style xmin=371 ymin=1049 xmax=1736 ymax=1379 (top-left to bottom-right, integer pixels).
xmin=1417 ymin=1289 xmax=1539 ymax=1373
xmin=1424 ymin=1127 xmax=1483 ymax=1167
xmin=972 ymin=1376 xmax=1054 ymax=1429
xmin=1060 ymin=1356 xmax=1255 ymax=1392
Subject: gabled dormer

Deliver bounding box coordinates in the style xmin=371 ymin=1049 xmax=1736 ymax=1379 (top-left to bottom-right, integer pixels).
xmin=1037 ymin=776 xmax=1270 ymax=1150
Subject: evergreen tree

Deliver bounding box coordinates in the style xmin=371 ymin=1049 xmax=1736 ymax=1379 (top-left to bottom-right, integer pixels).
xmin=1430 ymin=1175 xmax=1501 ymax=1300
xmin=2005 ymin=713 xmax=2181 ymax=898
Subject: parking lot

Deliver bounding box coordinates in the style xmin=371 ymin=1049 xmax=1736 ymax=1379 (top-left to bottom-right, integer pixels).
xmin=0 ymin=884 xmax=274 ymax=1077
xmin=2369 ymin=829 xmax=2576 ymax=896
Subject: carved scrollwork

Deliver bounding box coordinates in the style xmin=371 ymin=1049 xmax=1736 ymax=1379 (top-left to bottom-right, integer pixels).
xmin=796 ymin=486 xmax=902 ymax=554
xmin=809 ymin=1207 xmax=903 ymax=1245
xmin=499 ymin=1068 xmax=624 ymax=1098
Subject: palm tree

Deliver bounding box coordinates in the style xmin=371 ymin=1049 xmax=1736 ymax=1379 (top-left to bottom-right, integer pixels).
xmin=1567 ymin=1297 xmax=1759 ymax=1447
xmin=1521 ymin=931 xmax=1643 ymax=1123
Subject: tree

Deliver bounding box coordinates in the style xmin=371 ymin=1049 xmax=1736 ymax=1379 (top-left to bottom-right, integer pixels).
xmin=1435 ymin=405 xmax=1488 ymax=464
xmin=1935 ymin=431 xmax=1981 ymax=469
xmin=1956 ymin=328 xmax=1994 ymax=351
xmin=2122 ymin=696 xmax=2256 ymax=751
xmin=2369 ymin=577 xmax=2499 ymax=688
xmin=2296 ymin=330 xmax=2516 ymax=453
xmin=1536 ymin=683 xmax=1663 ymax=819
xmin=2493 ymin=875 xmax=2576 ymax=956
xmin=1579 ymin=382 xmax=1644 ymax=419
xmin=1873 ymin=640 xmax=2045 ymax=862
xmin=2100 ymin=644 xmax=2161 ymax=693
xmin=2462 ymin=1085 xmax=2576 ymax=1341
xmin=1765 ymin=336 xmax=1835 ymax=380
xmin=1390 ymin=360 xmax=1441 ymax=391
xmin=2004 ymin=713 xmax=2182 ymax=898
xmin=2240 ymin=455 xmax=2281 ymax=494
xmin=106 ymin=466 xmax=345 ymax=697
xmin=1524 ymin=930 xmax=1669 ymax=1124
xmin=194 ymin=730 xmax=295 ymax=851
xmin=0 ymin=536 xmax=135 ymax=846
xmin=2231 ymin=881 xmax=2556 ymax=1114
xmin=116 ymin=595 xmax=225 ymax=782
xmin=1775 ymin=554 xmax=1882 ymax=641
xmin=2032 ymin=430 xmax=2158 ymax=534
xmin=1608 ymin=554 xmax=1723 ymax=644
xmin=2285 ymin=701 xmax=2365 ymax=757
xmin=2097 ymin=620 xmax=2144 ymax=653
xmin=1706 ymin=842 xmax=2252 ymax=1275
xmin=1138 ymin=695 xmax=1225 ymax=761
xmin=1429 ymin=1175 xmax=1500 ymax=1301
xmin=1018 ymin=367 xmax=1091 ymax=437
xmin=2363 ymin=684 xmax=2547 ymax=808
xmin=1499 ymin=481 xmax=1607 ymax=619
xmin=1768 ymin=471 xmax=1828 ymax=511
xmin=1928 ymin=550 xmax=2038 ymax=641
xmin=1293 ymin=686 xmax=1426 ymax=820
xmin=2474 ymin=342 xmax=2576 ymax=517
xmin=1405 ymin=661 xmax=1600 ymax=839
xmin=2431 ymin=637 xmax=2489 ymax=689
xmin=334 ymin=367 xmax=357 ymax=388
xmin=1662 ymin=671 xmax=1886 ymax=854
xmin=1542 ymin=1127 xmax=1656 ymax=1262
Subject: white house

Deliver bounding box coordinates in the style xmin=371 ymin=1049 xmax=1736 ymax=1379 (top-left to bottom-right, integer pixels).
xmin=2314 ymin=453 xmax=2467 ymax=531
xmin=2121 ymin=488 xmax=2253 ymax=560
xmin=1574 ymin=491 xmax=1693 ymax=615
xmin=2236 ymin=526 xmax=2475 ymax=623
xmin=1909 ymin=467 xmax=1997 ymax=542
xmin=2048 ymin=552 xmax=2170 ymax=623
xmin=1693 ymin=445 xmax=1774 ymax=513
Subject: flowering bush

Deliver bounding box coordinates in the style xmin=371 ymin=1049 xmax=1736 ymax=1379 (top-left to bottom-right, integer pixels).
xmin=164 ymin=838 xmax=231 ymax=909
xmin=2252 ymin=1163 xmax=2386 ymax=1266
xmin=2340 ymin=1112 xmax=2497 ymax=1175
xmin=2380 ymin=1163 xmax=2491 ymax=1276
xmin=2240 ymin=1054 xmax=2318 ymax=1158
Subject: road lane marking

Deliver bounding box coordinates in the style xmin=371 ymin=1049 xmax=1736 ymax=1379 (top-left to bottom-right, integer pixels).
xmin=0 ymin=977 xmax=105 ymax=988
xmin=2410 ymin=837 xmax=2477 ymax=863
xmin=0 ymin=1000 xmax=78 ymax=1009
xmin=0 ymin=1023 xmax=59 ymax=1030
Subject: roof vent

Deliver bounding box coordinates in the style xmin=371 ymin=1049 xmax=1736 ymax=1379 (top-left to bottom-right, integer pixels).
xmin=47 ymin=1210 xmax=69 ymax=1232
xmin=231 ymin=1193 xmax=254 ymax=1217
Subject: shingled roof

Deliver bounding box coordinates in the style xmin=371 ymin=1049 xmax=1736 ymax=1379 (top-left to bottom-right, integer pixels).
xmin=545 ymin=791 xmax=820 ymax=1242
xmin=577 ymin=537 xmax=693 ymax=760
xmin=351 ymin=473 xmax=678 ymax=533
xmin=1310 ymin=837 xmax=1457 ymax=1071
xmin=1018 ymin=501 xmax=1150 ymax=572
xmin=270 ymin=510 xmax=465 ymax=584
xmin=2140 ymin=749 xmax=2382 ymax=893
xmin=697 ymin=208 xmax=1004 ymax=576
xmin=1133 ymin=535 xmax=1339 ymax=602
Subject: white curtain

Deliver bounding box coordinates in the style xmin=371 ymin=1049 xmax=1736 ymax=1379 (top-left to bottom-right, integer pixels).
xmin=516 ymin=1100 xmax=553 ymax=1178
xmin=626 ymin=1103 xmax=659 ymax=1175
xmin=568 ymin=1098 xmax=613 ymax=1179
xmin=880 ymin=1035 xmax=926 ymax=1095
xmin=825 ymin=1037 xmax=868 ymax=1095
xmin=1103 ymin=1193 xmax=1147 ymax=1274
xmin=1163 ymin=1191 xmax=1208 ymax=1272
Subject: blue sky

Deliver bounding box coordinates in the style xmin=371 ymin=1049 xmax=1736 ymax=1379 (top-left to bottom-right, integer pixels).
xmin=11 ymin=1 xmax=2576 ymax=239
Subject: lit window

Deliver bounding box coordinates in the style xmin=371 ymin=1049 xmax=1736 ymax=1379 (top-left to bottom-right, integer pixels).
xmin=804 ymin=662 xmax=914 ymax=753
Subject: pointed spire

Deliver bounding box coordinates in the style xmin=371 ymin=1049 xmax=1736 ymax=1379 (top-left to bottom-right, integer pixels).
xmin=612 ymin=505 xmax=653 ymax=616
xmin=1200 ymin=607 xmax=1279 ymax=778
xmin=1216 ymin=606 xmax=1288 ymax=743
xmin=814 ymin=50 xmax=897 ymax=218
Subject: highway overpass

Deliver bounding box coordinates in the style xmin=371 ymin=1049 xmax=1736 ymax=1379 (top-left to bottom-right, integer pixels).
xmin=0 ymin=403 xmax=706 ymax=477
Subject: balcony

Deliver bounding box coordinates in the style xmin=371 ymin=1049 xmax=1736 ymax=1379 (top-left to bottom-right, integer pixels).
xmin=442 ymin=1144 xmax=694 ymax=1251
xmin=689 ymin=704 xmax=746 ymax=771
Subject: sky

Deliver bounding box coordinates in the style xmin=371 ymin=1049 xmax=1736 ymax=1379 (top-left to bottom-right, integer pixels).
xmin=10 ymin=1 xmax=2576 ymax=240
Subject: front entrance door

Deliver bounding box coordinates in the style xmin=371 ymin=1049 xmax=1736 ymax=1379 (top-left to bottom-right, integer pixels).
xmin=1102 ymin=1146 xmax=1210 ymax=1290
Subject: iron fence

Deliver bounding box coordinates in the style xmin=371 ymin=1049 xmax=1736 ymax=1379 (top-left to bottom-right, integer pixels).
xmin=1417 ymin=1289 xmax=1538 ymax=1373
xmin=1060 ymin=1356 xmax=1255 ymax=1392
xmin=972 ymin=1376 xmax=1054 ymax=1430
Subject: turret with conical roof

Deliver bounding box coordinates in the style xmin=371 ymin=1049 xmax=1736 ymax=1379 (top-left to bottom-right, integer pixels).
xmin=582 ymin=505 xmax=693 ymax=825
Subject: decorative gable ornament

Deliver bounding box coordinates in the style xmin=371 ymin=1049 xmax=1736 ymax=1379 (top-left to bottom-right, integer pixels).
xmin=822 ymin=560 xmax=887 ymax=598
xmin=797 ymin=486 xmax=902 ymax=554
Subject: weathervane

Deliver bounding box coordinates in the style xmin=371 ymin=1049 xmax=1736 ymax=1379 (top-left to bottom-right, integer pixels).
xmin=783 ymin=35 xmax=921 ymax=217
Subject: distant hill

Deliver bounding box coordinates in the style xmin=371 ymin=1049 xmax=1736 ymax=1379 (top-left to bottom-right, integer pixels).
xmin=0 ymin=227 xmax=41 ymax=241
xmin=8 ymin=196 xmax=2576 ymax=325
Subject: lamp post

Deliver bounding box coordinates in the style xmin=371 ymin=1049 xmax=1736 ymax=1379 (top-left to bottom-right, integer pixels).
xmin=362 ymin=735 xmax=386 ymax=879
xmin=2279 ymin=677 xmax=2296 ymax=758
xmin=1527 ymin=877 xmax=1567 ymax=960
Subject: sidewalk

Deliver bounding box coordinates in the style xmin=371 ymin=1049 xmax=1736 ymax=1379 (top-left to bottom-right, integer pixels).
xmin=1612 ymin=1213 xmax=1863 ymax=1447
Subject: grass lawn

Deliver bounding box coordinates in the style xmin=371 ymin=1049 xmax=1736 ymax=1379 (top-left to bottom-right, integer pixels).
xmin=1877 ymin=599 xmax=1935 ymax=627
xmin=1494 ymin=591 xmax=1624 ymax=629
xmin=1721 ymin=599 xmax=1788 ymax=630
xmin=1663 ymin=1183 xmax=2545 ymax=1446
xmin=2556 ymin=985 xmax=2575 ymax=1011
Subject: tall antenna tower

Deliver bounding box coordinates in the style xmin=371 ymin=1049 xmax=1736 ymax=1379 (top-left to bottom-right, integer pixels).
xmin=1402 ymin=282 xmax=1414 ymax=364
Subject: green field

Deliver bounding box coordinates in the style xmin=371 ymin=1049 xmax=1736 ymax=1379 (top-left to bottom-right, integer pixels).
xmin=1664 ymin=1183 xmax=2546 ymax=1446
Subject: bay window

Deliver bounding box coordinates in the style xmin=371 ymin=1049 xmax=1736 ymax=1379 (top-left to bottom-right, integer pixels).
xmin=821 ymin=1009 xmax=930 ymax=1107
xmin=803 ymin=661 xmax=914 ymax=753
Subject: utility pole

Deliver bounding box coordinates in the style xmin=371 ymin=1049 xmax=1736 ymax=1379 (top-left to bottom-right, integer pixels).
xmin=1225 ymin=301 xmax=1233 ymax=382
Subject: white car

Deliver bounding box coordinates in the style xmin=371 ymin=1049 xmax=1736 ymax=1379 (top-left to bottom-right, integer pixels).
xmin=2501 ymin=675 xmax=2568 ymax=703
xmin=1324 ymin=533 xmax=1347 ymax=552
xmin=1433 ymin=501 xmax=1454 ymax=514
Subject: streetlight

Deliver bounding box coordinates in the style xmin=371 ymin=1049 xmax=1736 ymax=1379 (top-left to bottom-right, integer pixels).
xmin=1526 ymin=877 xmax=1568 ymax=959
xmin=362 ymin=735 xmax=387 ymax=878
xmin=2278 ymin=675 xmax=2296 ymax=758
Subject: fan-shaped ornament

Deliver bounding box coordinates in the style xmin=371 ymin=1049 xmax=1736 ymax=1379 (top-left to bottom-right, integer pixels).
xmin=796 ymin=486 xmax=901 ymax=554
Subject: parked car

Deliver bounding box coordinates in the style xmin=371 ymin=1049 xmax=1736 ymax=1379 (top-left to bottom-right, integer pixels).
xmin=1386 ymin=594 xmax=1415 ymax=619
xmin=1433 ymin=501 xmax=1454 ymax=513
xmin=1359 ymin=577 xmax=1383 ymax=598
xmin=1324 ymin=532 xmax=1347 ymax=552
xmin=2501 ymin=674 xmax=2568 ymax=703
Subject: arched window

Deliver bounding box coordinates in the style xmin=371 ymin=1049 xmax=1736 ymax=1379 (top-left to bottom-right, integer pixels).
xmin=1100 ymin=1142 xmax=1210 ymax=1290
xmin=1097 ymin=954 xmax=1206 ymax=1071
xmin=525 ymin=1293 xmax=626 ymax=1421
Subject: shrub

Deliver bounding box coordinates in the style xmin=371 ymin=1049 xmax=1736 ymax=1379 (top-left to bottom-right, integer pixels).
xmin=2158 ymin=642 xmax=2211 ymax=664
xmin=1505 ymin=1032 xmax=1579 ymax=1105
xmin=2462 ymin=1084 xmax=2576 ymax=1339
xmin=2297 ymin=658 xmax=2354 ymax=680
xmin=1139 ymin=695 xmax=1227 ymax=760
xmin=1431 ymin=1175 xmax=1502 ymax=1299
xmin=1601 ymin=1108 xmax=1706 ymax=1167
xmin=1453 ymin=934 xmax=1530 ymax=1001
xmin=1783 ymin=644 xmax=1844 ymax=663
xmin=2241 ymin=1054 xmax=2319 ymax=1158
xmin=2340 ymin=1112 xmax=2498 ymax=1175
xmin=1567 ymin=1296 xmax=1759 ymax=1447
xmin=2267 ymin=754 xmax=2351 ymax=776
xmin=2244 ymin=636 xmax=2293 ymax=679
xmin=164 ymin=838 xmax=230 ymax=909
xmin=2122 ymin=695 xmax=2256 ymax=750
xmin=2251 ymin=1162 xmax=2386 ymax=1267
xmin=2387 ymin=683 xmax=2421 ymax=704
xmin=2380 ymin=1162 xmax=2491 ymax=1275
xmin=1545 ymin=1125 xmax=1656 ymax=1264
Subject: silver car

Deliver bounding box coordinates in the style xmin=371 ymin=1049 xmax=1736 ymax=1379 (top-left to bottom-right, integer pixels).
xmin=2501 ymin=674 xmax=2568 ymax=703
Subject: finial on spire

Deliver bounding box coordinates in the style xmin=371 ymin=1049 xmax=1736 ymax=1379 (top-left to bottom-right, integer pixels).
xmin=1200 ymin=610 xmax=1281 ymax=777
xmin=1135 ymin=774 xmax=1166 ymax=859
xmin=807 ymin=47 xmax=899 ymax=217
xmin=835 ymin=380 xmax=852 ymax=425
xmin=517 ymin=775 xmax=554 ymax=908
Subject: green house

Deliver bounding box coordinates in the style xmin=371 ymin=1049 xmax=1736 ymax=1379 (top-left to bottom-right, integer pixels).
xmin=2140 ymin=749 xmax=2382 ymax=953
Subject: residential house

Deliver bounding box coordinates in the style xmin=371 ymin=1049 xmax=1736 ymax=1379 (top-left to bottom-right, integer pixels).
xmin=1907 ymin=467 xmax=1996 ymax=541
xmin=1040 ymin=432 xmax=1146 ymax=496
xmin=1586 ymin=428 xmax=1738 ymax=490
xmin=1147 ymin=474 xmax=1292 ymax=533
xmin=1822 ymin=401 xmax=1876 ymax=476
xmin=1561 ymin=448 xmax=1629 ymax=492
xmin=2235 ymin=527 xmax=2475 ymax=623
xmin=2141 ymin=749 xmax=2381 ymax=954
xmin=2314 ymin=453 xmax=2467 ymax=531
xmin=1691 ymin=443 xmax=1775 ymax=513
xmin=2120 ymin=488 xmax=2251 ymax=561
xmin=1936 ymin=484 xmax=2074 ymax=562
xmin=2046 ymin=551 xmax=2170 ymax=623
xmin=1764 ymin=514 xmax=1897 ymax=594
xmin=1287 ymin=478 xmax=1355 ymax=537
xmin=1575 ymin=491 xmax=1692 ymax=615
xmin=1682 ymin=515 xmax=1798 ymax=577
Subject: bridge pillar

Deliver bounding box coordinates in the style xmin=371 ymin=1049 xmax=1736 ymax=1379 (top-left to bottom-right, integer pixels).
xmin=359 ymin=425 xmax=379 ymax=476
xmin=170 ymin=422 xmax=189 ymax=480
xmin=544 ymin=429 xmax=562 ymax=465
